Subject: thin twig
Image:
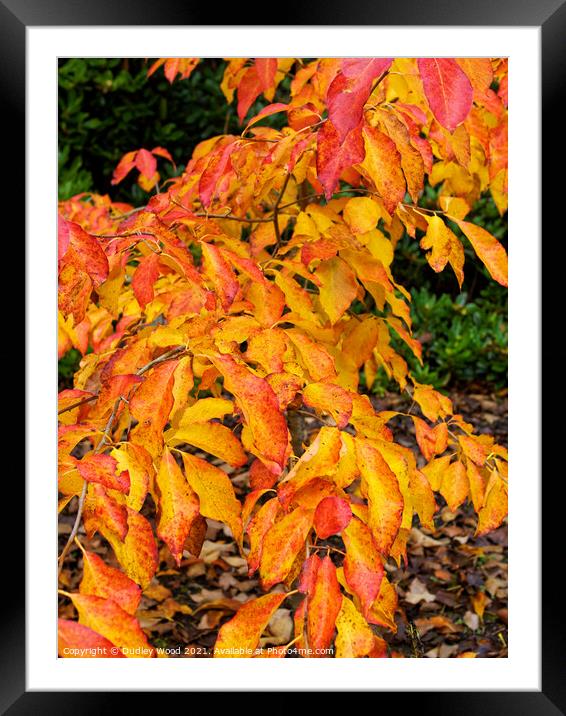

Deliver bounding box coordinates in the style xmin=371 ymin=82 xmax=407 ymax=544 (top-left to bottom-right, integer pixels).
xmin=272 ymin=171 xmax=292 ymax=256
xmin=194 ymin=212 xmax=274 ymax=224
xmin=57 ymin=346 xmax=187 ymax=576
xmin=57 ymin=480 xmax=87 ymax=578
xmin=58 ymin=394 xmax=97 ymax=416
xmin=57 ymin=394 xmax=123 ymax=576
xmin=292 ymin=408 xmax=333 ymax=427
xmin=136 ymin=345 xmax=187 ymax=375
xmin=90 ymin=230 xmax=158 ymax=240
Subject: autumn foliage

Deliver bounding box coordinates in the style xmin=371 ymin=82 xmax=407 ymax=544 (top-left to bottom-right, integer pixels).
xmin=58 ymin=57 xmax=508 ymax=658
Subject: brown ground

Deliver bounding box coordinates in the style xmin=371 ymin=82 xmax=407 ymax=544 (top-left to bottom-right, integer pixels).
xmin=58 ymin=387 xmax=508 ymax=658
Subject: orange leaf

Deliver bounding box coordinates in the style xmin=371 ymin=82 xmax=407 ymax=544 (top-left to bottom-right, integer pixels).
xmin=471 ymin=591 xmax=490 ymax=619
xmin=209 ymin=353 xmax=289 ymax=475
xmin=58 ymin=216 xmax=109 ymax=287
xmin=79 ymin=548 xmax=141 ymax=615
xmin=135 ymin=148 xmax=158 ymax=179
xmin=476 ymin=469 xmax=507 ymax=535
xmin=458 ymin=434 xmax=488 ymax=466
xmin=278 ymin=426 xmax=342 ymax=508
xmin=83 ymin=483 xmax=128 ymax=542
xmin=452 ymin=218 xmax=508 ymax=287
xmin=317 ymin=119 xmax=365 ymax=200
xmin=356 ymin=438 xmax=404 ymax=554
xmin=214 ymin=591 xmax=287 ymax=657
xmin=111 ymin=443 xmax=152 ymax=512
xmin=467 ymin=461 xmax=488 ymax=513
xmin=103 ymin=507 xmax=158 ymax=589
xmin=247 ymin=497 xmax=280 ymax=575
xmin=76 ymin=453 xmax=130 ymax=494
xmin=302 ymin=381 xmax=353 ymax=429
xmin=327 ymin=58 xmax=392 ymax=141
xmin=440 ymin=460 xmax=469 ymax=512
xmin=129 ymin=360 xmax=178 ymax=459
xmin=68 ymin=594 xmax=154 ymax=657
xmin=360 ymin=125 xmax=406 ymax=215
xmin=259 ymin=506 xmax=313 ymax=589
xmin=236 ymin=65 xmax=263 ymax=122
xmin=286 ymin=329 xmax=336 ymax=382
xmin=155 ymin=448 xmax=200 ymax=565
xmin=201 ymin=242 xmax=240 ymax=311
xmin=255 ymin=58 xmax=278 ymax=92
xmin=413 ymin=417 xmax=447 ymax=461
xmin=249 ymin=458 xmax=278 ymax=491
xmin=409 ymin=469 xmax=437 ymax=530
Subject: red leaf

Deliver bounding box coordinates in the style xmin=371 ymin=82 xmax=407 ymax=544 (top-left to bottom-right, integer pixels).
xmin=298 ymin=553 xmax=322 ymax=594
xmin=58 ymin=619 xmax=125 ymax=657
xmin=307 ymin=556 xmax=342 ymax=653
xmin=342 ymin=517 xmax=384 ymax=618
xmin=132 ymin=253 xmax=161 ymax=309
xmin=76 ymin=453 xmax=130 ymax=494
xmin=201 ymin=242 xmax=240 ymax=310
xmin=59 ymin=216 xmax=109 ymax=287
xmin=199 ymin=140 xmax=236 ymax=207
xmin=111 ymin=150 xmax=137 ymax=185
xmin=316 ymin=119 xmax=365 ymax=200
xmin=314 ymin=496 xmax=352 ymax=539
xmin=151 ymin=146 xmax=175 ymax=164
xmin=135 ymin=148 xmax=158 ymax=180
xmin=327 ymin=58 xmax=392 ymax=141
xmin=255 ymin=58 xmax=278 ymax=92
xmin=418 ymin=58 xmax=473 ymax=132
xmin=237 ymin=66 xmax=263 ymax=122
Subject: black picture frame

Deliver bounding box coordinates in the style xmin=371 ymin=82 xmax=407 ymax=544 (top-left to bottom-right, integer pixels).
xmin=8 ymin=1 xmax=560 ymax=712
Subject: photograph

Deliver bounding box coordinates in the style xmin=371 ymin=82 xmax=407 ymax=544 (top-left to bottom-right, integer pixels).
xmin=56 ymin=56 xmax=509 ymax=660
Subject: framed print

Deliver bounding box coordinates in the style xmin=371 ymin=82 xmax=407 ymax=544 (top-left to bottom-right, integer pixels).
xmin=5 ymin=0 xmax=560 ymax=710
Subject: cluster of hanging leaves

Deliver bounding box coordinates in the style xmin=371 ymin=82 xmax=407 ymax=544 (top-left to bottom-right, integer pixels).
xmin=58 ymin=57 xmax=508 ymax=658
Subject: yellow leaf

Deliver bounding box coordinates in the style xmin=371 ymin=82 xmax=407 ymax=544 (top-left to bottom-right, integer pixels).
xmin=343 ymin=197 xmax=382 ymax=234
xmin=315 ymin=256 xmax=358 ymax=325
xmin=335 ymin=596 xmax=375 ymax=658
xmin=420 ymin=215 xmax=465 ymax=287
xmin=356 ymin=438 xmax=404 ymax=554
xmin=182 ymin=453 xmax=243 ymax=545
xmin=166 ymin=421 xmax=247 ymax=467
xmin=177 ymin=397 xmax=234 ymax=425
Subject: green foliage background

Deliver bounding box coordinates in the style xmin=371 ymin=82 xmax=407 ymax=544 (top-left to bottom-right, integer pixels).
xmin=58 ymin=58 xmax=507 ymax=392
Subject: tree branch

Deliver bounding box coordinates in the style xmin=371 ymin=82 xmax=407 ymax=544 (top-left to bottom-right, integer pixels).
xmin=272 ymin=171 xmax=292 ymax=256
xmin=57 ymin=345 xmax=188 ymax=577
